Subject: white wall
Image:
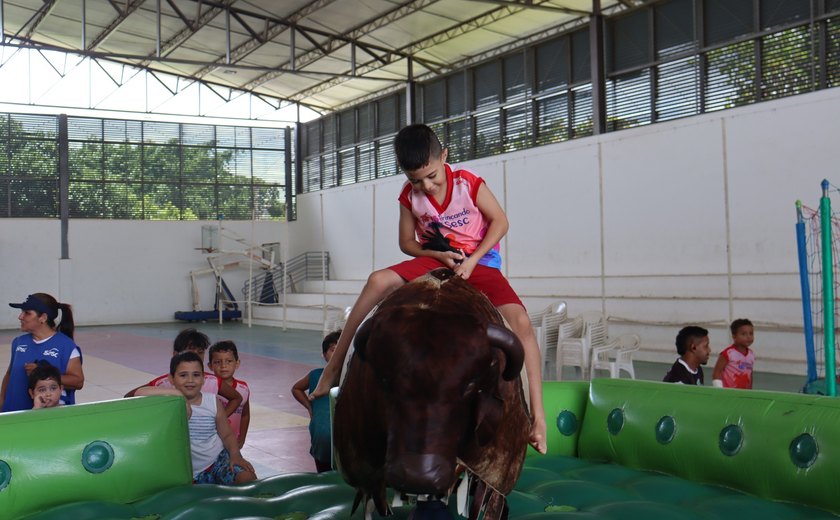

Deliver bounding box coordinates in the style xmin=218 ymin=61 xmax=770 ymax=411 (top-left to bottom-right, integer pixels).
xmin=294 ymin=87 xmax=840 ymax=374
xmin=1 ymin=88 xmax=836 ymax=374
xmin=0 ymin=219 xmax=294 ymax=328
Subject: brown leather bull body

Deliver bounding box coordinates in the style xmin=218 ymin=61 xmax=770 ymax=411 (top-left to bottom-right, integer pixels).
xmin=333 ymin=268 xmax=531 ymax=518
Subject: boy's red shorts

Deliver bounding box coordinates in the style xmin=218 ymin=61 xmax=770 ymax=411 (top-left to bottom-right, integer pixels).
xmin=387 ymin=256 xmax=524 ymax=308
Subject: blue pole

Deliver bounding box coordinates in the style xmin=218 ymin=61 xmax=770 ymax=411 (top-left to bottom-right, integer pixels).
xmin=796 ymin=201 xmax=817 ymax=383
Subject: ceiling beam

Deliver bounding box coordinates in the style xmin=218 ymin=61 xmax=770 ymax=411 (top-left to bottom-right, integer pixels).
xmin=284 ymin=0 xmax=561 ymax=102
xmin=87 ymin=0 xmax=147 ymax=51
xmin=464 ymin=0 xmax=589 ymax=16
xmin=237 ymin=0 xmax=441 ymax=92
xmin=188 ymin=0 xmax=338 ymax=80
xmin=18 ymin=0 xmax=59 ymax=41
xmin=138 ymin=0 xmax=239 ymax=65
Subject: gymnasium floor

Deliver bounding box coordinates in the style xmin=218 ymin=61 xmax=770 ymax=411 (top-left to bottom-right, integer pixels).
xmin=0 ymin=322 xmax=809 ymax=479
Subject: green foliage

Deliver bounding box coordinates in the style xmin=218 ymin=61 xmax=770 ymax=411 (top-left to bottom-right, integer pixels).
xmin=0 ymin=116 xmax=287 ymax=220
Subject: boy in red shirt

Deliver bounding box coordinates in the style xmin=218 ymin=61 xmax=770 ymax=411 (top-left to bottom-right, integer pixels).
xmin=311 ymin=124 xmax=546 ymax=454
xmin=712 ymin=319 xmax=755 ymax=389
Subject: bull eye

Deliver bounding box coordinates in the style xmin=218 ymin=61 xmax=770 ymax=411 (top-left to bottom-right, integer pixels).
xmin=464 ymin=382 xmax=477 ymax=396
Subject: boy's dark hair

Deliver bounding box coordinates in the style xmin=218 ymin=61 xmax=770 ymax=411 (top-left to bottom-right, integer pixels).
xmin=170 ymin=351 xmax=204 ymax=375
xmin=675 ymin=326 xmax=709 ymax=356
xmin=209 ymin=340 xmax=239 ymax=361
xmin=730 ymin=318 xmax=753 ymax=335
xmin=173 ymin=328 xmax=210 ymax=353
xmin=27 ymin=360 xmax=62 ymax=390
xmin=322 ymin=330 xmax=341 ymax=354
xmin=394 ymin=124 xmax=443 ymax=172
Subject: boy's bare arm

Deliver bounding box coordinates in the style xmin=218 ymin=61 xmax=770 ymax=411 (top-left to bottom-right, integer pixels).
xmin=238 ymin=400 xmax=250 ymax=449
xmin=453 ymin=183 xmax=509 ymax=279
xmin=712 ymin=354 xmax=727 ymax=381
xmin=292 ymin=374 xmax=314 ymax=417
xmin=133 ymin=386 xmax=182 ymax=397
xmin=215 ymin=398 xmax=255 ymax=474
xmin=217 ymin=382 xmax=243 ymax=417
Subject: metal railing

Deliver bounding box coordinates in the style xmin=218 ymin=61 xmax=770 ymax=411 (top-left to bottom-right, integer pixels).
xmin=242 ymin=251 xmax=330 ymax=302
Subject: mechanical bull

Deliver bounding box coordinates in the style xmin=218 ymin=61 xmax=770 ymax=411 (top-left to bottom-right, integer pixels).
xmin=333 ymin=268 xmax=531 ymax=520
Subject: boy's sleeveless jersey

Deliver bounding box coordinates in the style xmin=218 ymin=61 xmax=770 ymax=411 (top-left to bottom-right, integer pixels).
xmin=307 ymin=368 xmax=331 ymax=463
xmin=149 ymin=372 xmax=220 ymax=394
xmin=719 ymin=345 xmax=755 ymax=389
xmin=189 ymin=391 xmax=224 ymax=477
xmin=398 ymin=164 xmax=501 ymax=269
xmin=2 ymin=332 xmax=81 ymax=411
xmin=219 ymin=378 xmax=250 ymax=440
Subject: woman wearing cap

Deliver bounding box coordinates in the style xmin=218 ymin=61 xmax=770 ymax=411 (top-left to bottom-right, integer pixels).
xmin=1 ymin=293 xmax=84 ymax=412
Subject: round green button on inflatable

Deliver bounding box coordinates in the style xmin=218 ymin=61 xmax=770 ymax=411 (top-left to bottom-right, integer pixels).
xmin=0 ymin=460 xmax=10 ymax=491
xmin=607 ymin=408 xmax=624 ymax=435
xmin=719 ymin=425 xmax=743 ymax=456
xmin=655 ymin=416 xmax=676 ymax=444
xmin=789 ymin=433 xmax=818 ymax=469
xmin=557 ymin=410 xmax=578 ymax=436
xmin=82 ymin=441 xmax=115 ymax=474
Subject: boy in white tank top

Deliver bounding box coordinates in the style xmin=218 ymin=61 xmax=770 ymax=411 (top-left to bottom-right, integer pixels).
xmin=136 ymin=351 xmax=256 ymax=484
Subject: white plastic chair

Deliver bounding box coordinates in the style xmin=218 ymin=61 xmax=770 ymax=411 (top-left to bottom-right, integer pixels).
xmin=610 ymin=334 xmax=640 ymax=379
xmin=554 ymin=315 xmax=584 ymax=380
xmin=528 ymin=301 xmax=567 ymax=378
xmin=557 ymin=312 xmax=606 ymax=380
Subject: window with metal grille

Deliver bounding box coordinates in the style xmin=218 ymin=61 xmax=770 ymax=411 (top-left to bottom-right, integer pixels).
xmin=656 ymin=56 xmax=700 ymax=121
xmin=475 ymin=111 xmax=501 ymax=157
xmin=296 ymin=0 xmax=838 ymax=194
xmin=376 ymin=138 xmax=398 ymax=178
xmin=655 ymin=0 xmax=695 ymax=59
xmin=536 ymin=37 xmax=569 ymax=92
xmin=423 ymin=79 xmax=446 ymax=122
xmin=0 ymin=113 xmax=59 ymax=218
xmin=706 ymin=40 xmax=757 ymax=111
xmin=705 ymin=0 xmax=754 ymax=44
xmin=474 ymin=61 xmax=501 ymax=110
xmin=607 ymin=70 xmax=651 ymax=130
xmin=447 ymin=73 xmax=467 ymax=117
xmin=761 ymin=25 xmax=814 ymax=100
xmin=504 ymin=52 xmax=528 ymax=102
xmin=503 ymin=103 xmax=532 ymax=152
xmin=609 ymin=8 xmax=651 ymax=72
xmin=445 ymin=118 xmax=471 ymax=163
xmin=339 ymin=149 xmax=356 ymax=186
xmin=537 ymin=93 xmax=569 ymax=145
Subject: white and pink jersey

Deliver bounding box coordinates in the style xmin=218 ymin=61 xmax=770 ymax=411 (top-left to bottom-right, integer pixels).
xmin=719 ymin=345 xmax=755 ymax=389
xmin=219 ymin=378 xmax=250 ymax=440
xmin=148 ymin=372 xmax=220 ymax=394
xmin=398 ymin=164 xmax=501 ymax=269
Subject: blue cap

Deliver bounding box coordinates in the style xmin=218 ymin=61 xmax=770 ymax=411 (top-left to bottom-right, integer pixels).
xmin=9 ymin=295 xmax=57 ymax=320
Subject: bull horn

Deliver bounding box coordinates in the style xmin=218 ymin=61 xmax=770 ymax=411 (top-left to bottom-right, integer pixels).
xmin=353 ymin=317 xmax=375 ymax=361
xmin=486 ymin=323 xmax=524 ymax=381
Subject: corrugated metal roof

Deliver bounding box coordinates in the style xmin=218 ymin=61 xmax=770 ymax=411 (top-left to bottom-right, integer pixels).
xmin=2 ymin=0 xmax=641 ymax=113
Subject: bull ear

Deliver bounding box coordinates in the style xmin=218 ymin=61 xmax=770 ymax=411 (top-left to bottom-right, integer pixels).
xmin=353 ymin=318 xmax=374 ymax=361
xmin=486 ymin=323 xmax=524 ymax=381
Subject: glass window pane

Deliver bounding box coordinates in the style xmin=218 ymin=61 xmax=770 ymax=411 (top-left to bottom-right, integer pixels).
xmin=656 ymin=0 xmax=696 ymax=58
xmin=705 ymin=0 xmax=754 ymax=44
xmin=474 ymin=61 xmax=501 ymax=109
xmin=610 ymin=9 xmax=651 ymax=72
xmin=536 ymin=37 xmax=569 ymax=91
xmin=424 ymin=79 xmax=446 ymax=121
xmin=537 ymin=94 xmax=569 ymax=145
xmin=504 ymin=52 xmax=528 ymax=101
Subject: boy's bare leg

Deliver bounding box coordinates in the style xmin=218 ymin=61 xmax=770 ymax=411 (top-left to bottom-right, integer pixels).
xmin=498 ymin=303 xmax=547 ymax=454
xmin=310 ymin=268 xmax=406 ymax=399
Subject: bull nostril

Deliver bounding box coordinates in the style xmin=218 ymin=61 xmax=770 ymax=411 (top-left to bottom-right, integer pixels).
xmin=386 ymin=453 xmax=455 ymax=495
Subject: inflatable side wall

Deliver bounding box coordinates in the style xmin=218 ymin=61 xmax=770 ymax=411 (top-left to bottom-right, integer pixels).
xmin=0 ymin=396 xmax=192 ymax=520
